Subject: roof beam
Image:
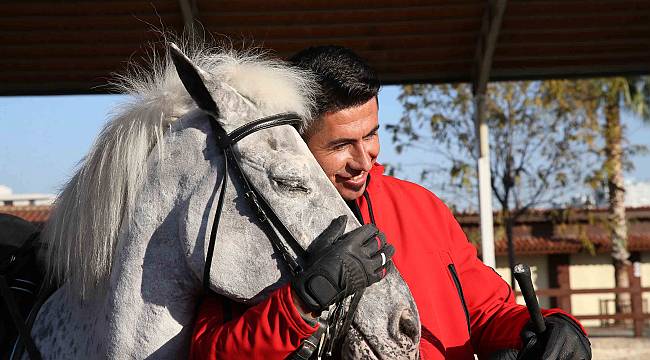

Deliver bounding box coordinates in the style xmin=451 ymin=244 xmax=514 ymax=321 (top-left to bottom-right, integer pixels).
xmin=178 ymin=0 xmax=198 ymax=31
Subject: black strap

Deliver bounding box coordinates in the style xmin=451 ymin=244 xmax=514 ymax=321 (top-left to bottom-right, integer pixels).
xmin=323 ymin=189 xmax=376 ymax=358
xmin=0 ymin=275 xmax=41 ymax=360
xmin=202 ymin=144 xmax=230 ymax=292
xmin=228 ymin=113 xmax=302 ymax=144
xmin=290 ymin=317 xmax=328 ymax=360
xmin=11 ymin=279 xmax=56 ymax=360
xmin=362 ymin=185 xmax=376 ymax=225
xmin=225 ymin=145 xmax=307 ymax=269
xmin=203 ymin=112 xmax=304 ymax=293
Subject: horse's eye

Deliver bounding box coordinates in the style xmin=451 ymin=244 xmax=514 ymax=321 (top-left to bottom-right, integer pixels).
xmin=270 ymin=176 xmax=311 ymax=194
xmin=266 ymin=157 xmax=311 ymax=195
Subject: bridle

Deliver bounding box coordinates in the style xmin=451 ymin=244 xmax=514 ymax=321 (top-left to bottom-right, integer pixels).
xmin=202 ymin=111 xmax=307 ymax=292
xmin=167 ymin=42 xmax=362 ymax=359
xmin=201 ymin=111 xmax=364 ymax=359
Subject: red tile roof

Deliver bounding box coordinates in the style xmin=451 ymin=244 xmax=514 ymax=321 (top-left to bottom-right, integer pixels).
xmin=458 ymin=207 xmax=650 ymax=256
xmin=488 ymin=233 xmax=650 ymax=256
xmin=0 ymin=205 xmax=51 ymax=226
xmin=3 ymin=205 xmax=650 ymax=256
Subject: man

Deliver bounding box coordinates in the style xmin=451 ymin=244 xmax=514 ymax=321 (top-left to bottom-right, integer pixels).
xmin=190 ymin=46 xmax=591 ymax=359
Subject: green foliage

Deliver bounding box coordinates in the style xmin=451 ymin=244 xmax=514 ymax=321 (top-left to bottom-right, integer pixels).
xmin=393 ymin=77 xmax=650 ymax=211
xmin=627 ymin=77 xmax=650 ymax=120
xmin=544 ymin=77 xmax=650 ymax=191
xmin=393 ymin=80 xmax=600 ymax=214
xmin=550 ymin=208 xmax=597 ymax=256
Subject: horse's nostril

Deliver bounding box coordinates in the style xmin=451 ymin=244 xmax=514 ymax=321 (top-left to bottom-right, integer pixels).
xmin=399 ymin=309 xmax=419 ymax=342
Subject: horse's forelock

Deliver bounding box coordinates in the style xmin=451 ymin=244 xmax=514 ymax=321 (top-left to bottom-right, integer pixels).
xmin=206 ymin=55 xmax=317 ymax=127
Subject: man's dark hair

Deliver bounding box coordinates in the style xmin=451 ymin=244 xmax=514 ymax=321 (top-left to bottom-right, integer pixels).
xmin=289 ymin=45 xmax=380 ymax=120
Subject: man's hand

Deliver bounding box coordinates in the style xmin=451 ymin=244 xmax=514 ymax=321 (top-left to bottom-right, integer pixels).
xmin=490 ymin=315 xmax=591 ymax=360
xmin=291 ymin=216 xmax=394 ymax=313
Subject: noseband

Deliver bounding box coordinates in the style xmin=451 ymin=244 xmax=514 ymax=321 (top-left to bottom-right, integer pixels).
xmin=202 ymin=112 xmax=363 ymax=359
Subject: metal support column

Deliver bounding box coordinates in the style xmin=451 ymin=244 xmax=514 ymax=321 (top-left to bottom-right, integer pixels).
xmin=475 ymin=94 xmax=495 ymax=267
xmin=472 ymin=0 xmax=507 ymax=268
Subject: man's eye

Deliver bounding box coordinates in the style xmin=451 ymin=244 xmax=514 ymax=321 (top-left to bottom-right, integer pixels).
xmin=364 ymin=132 xmax=377 ymax=140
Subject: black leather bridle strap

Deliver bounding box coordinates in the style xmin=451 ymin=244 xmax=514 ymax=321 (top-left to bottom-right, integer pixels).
xmin=202 ymin=147 xmax=230 ymax=292
xmin=202 ymin=112 xmax=305 ymax=294
xmin=228 ymin=113 xmax=305 ymax=144
xmin=327 ymin=188 xmax=376 ymax=356
xmin=226 ymin=145 xmax=307 ymax=271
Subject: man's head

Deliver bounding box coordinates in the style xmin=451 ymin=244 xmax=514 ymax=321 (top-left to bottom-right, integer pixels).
xmin=290 ymin=46 xmax=381 ymax=201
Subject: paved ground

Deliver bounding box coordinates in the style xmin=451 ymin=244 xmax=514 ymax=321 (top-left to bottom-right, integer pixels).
xmin=590 ymin=337 xmax=650 ymax=360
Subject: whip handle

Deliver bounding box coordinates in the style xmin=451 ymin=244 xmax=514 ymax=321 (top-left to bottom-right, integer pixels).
xmin=513 ymin=263 xmax=546 ymax=334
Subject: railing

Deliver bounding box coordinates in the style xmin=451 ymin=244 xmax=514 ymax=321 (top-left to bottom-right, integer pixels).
xmin=516 ymin=286 xmax=650 ymax=337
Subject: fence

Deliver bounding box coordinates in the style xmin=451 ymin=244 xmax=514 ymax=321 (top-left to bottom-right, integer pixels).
xmin=516 ymin=265 xmax=650 ymax=337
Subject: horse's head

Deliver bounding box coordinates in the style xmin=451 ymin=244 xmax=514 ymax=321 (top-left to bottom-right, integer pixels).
xmin=168 ymin=43 xmax=421 ymax=359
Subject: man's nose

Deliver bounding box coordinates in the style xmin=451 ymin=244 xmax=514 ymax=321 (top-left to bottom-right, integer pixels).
xmin=351 ymin=143 xmax=373 ymax=172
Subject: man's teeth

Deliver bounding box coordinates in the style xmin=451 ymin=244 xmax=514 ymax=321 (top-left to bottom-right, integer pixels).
xmin=350 ymin=174 xmax=364 ymax=181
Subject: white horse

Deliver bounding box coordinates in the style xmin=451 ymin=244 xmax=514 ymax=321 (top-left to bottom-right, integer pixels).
xmin=29 ymin=42 xmax=420 ymax=359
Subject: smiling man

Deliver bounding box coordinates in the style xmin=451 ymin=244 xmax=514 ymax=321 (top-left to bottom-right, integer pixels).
xmin=304 ymin=98 xmax=379 ymax=201
xmin=190 ymin=46 xmax=591 ymax=360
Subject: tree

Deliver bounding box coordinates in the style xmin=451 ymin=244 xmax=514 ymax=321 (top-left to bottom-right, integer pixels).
xmin=550 ymin=77 xmax=650 ymax=316
xmin=391 ymin=81 xmax=600 ymax=287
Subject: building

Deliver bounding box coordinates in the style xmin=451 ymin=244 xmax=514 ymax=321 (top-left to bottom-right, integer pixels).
xmin=458 ymin=207 xmax=650 ymax=327
xmin=0 ymin=185 xmax=55 ymax=206
xmin=3 ymin=204 xmax=650 ymax=329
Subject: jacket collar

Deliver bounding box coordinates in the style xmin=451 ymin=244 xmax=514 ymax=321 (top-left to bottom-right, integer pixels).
xmin=367 ymin=163 xmax=385 ymax=193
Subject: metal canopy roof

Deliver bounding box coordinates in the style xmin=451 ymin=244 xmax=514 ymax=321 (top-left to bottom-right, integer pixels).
xmin=2 ymin=0 xmax=649 ymax=95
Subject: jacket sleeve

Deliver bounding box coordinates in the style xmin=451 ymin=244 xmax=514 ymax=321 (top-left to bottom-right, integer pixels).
xmin=444 ymin=208 xmax=585 ymax=359
xmin=190 ymin=284 xmax=319 ymax=360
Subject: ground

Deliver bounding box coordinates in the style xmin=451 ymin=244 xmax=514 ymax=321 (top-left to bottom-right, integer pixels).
xmin=590 ymin=337 xmax=650 ymax=359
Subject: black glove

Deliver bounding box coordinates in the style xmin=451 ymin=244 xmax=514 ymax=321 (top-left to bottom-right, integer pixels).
xmin=291 ymin=215 xmax=394 ymax=313
xmin=515 ymin=314 xmax=591 ymax=360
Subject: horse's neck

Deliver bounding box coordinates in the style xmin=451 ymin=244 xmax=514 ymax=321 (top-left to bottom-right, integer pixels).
xmin=85 ymin=116 xmax=211 ymax=357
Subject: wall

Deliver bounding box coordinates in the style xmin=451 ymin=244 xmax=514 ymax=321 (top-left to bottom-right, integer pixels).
xmin=569 ymin=253 xmax=615 ymax=327
xmin=570 ymin=252 xmax=650 ymax=327
xmin=495 ymin=255 xmax=550 ymax=308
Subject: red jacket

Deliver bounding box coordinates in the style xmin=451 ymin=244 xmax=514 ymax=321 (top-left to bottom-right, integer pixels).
xmin=190 ymin=164 xmax=581 ymax=359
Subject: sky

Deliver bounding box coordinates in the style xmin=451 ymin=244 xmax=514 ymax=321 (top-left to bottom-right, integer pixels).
xmin=1 ymin=85 xmax=650 ymax=201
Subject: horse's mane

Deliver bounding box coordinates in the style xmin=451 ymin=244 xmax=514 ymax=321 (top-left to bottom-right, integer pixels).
xmin=43 ymin=41 xmax=317 ymax=299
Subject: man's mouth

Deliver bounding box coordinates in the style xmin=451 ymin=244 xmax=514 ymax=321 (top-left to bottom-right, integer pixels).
xmin=340 ymin=173 xmax=367 ymax=188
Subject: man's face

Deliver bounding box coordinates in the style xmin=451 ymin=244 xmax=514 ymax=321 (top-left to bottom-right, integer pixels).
xmin=305 ymin=97 xmax=380 ymax=201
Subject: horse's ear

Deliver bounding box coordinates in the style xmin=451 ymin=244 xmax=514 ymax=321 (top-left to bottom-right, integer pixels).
xmin=168 ymin=42 xmax=220 ymax=118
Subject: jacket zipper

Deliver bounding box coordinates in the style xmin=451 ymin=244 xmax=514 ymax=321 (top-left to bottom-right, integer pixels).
xmin=447 ymin=263 xmax=471 ymax=336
